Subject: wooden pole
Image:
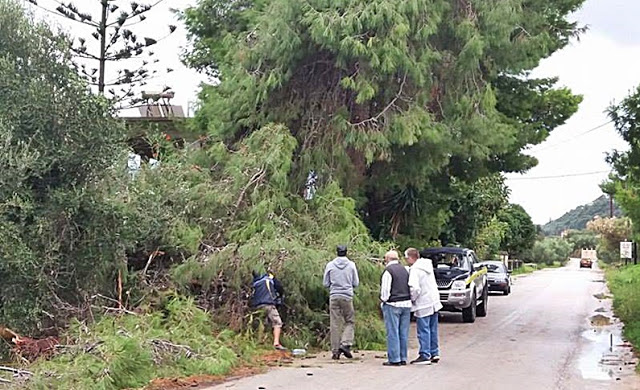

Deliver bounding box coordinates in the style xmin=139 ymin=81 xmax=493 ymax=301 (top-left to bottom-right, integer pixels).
xmin=117 ymin=269 xmax=123 ymax=309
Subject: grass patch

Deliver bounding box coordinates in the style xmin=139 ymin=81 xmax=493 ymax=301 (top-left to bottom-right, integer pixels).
xmin=23 ymin=298 xmax=262 ymax=390
xmin=511 ymin=264 xmax=537 ymax=275
xmin=511 ymin=261 xmax=564 ymax=276
xmin=605 ymin=264 xmax=640 ymax=370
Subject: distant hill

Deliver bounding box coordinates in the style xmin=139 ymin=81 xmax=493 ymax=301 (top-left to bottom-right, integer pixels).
xmin=542 ymin=195 xmax=623 ymax=235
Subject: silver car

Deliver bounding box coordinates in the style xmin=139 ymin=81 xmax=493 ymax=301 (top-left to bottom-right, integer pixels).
xmin=478 ymin=261 xmax=512 ymax=295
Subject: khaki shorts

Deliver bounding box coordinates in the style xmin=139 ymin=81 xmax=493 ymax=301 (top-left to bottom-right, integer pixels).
xmin=258 ymin=304 xmax=283 ymax=328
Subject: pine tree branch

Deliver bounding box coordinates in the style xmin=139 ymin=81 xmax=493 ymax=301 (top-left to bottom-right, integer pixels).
xmin=22 ymin=1 xmax=97 ymax=27
xmin=70 ymin=47 xmax=101 ymax=60
xmin=234 ymin=168 xmax=267 ymax=212
xmin=0 ymin=366 xmax=32 ymax=376
xmin=104 ymin=32 xmax=173 ymax=60
xmin=105 ymin=0 xmax=167 ymax=27
xmin=350 ymin=73 xmax=407 ymax=127
xmin=52 ymin=0 xmax=98 ymax=26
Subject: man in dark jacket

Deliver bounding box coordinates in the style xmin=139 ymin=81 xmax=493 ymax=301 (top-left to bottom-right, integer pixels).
xmin=250 ymin=271 xmax=286 ymax=350
xmin=323 ymin=245 xmax=359 ymax=360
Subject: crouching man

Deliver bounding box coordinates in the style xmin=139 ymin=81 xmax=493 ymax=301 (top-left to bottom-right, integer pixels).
xmin=250 ymin=271 xmax=286 ymax=350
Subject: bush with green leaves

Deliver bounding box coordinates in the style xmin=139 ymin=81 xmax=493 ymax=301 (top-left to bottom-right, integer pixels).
xmin=0 ymin=0 xmax=130 ymax=332
xmin=525 ymin=237 xmax=572 ymax=266
xmin=606 ymin=265 xmax=640 ymax=365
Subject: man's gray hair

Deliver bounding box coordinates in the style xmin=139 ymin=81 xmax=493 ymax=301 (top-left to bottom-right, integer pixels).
xmin=385 ymin=250 xmax=400 ymax=261
xmin=404 ymin=248 xmax=419 ymax=259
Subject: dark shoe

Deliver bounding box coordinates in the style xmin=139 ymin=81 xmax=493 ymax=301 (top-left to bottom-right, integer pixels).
xmin=410 ymin=355 xmax=432 ymax=365
xmin=339 ymin=346 xmax=353 ymax=359
xmin=331 ymin=353 xmax=340 ymax=360
xmin=274 ymin=344 xmax=287 ymax=351
xmin=382 ymin=361 xmax=402 ymax=366
xmin=400 ymin=361 xmax=407 ymax=366
xmin=431 ymin=355 xmax=440 ymax=363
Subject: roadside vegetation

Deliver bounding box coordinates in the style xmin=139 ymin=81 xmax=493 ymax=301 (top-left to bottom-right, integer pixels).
xmin=24 ymin=298 xmax=257 ymax=389
xmin=606 ymin=265 xmax=640 ymax=368
xmin=511 ymin=261 xmax=565 ymax=276
xmin=0 ymin=0 xmax=588 ymax=387
xmin=598 ymin=83 xmax=640 ymax=368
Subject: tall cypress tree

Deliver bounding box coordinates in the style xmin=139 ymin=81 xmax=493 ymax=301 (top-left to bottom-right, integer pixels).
xmin=184 ymin=0 xmax=585 ymax=241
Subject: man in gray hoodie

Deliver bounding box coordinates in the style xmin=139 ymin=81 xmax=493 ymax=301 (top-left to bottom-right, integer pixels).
xmin=323 ymin=245 xmax=360 ymax=360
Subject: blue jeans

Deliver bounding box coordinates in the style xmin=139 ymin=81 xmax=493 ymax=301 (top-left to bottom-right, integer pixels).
xmin=382 ymin=303 xmax=411 ymax=363
xmin=416 ymin=313 xmax=439 ymax=359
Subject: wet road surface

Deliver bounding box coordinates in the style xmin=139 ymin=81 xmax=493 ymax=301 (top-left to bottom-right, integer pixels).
xmin=207 ymin=259 xmax=639 ymax=390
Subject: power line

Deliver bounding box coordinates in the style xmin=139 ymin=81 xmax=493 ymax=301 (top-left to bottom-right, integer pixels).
xmin=507 ymin=170 xmax=610 ymax=181
xmin=534 ymin=120 xmax=613 ymax=152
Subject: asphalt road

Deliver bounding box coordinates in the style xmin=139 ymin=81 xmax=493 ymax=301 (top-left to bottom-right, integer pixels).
xmin=207 ymin=259 xmax=639 ymax=390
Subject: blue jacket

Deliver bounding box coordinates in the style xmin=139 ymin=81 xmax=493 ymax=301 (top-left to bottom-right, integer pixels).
xmin=250 ymin=274 xmax=284 ymax=307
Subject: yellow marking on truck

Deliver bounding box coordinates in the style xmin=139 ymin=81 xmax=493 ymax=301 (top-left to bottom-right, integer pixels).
xmin=465 ymin=268 xmax=487 ymax=285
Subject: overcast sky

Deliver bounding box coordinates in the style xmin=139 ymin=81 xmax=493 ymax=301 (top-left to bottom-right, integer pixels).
xmin=22 ymin=0 xmax=640 ymax=225
xmin=505 ymin=0 xmax=640 ymax=224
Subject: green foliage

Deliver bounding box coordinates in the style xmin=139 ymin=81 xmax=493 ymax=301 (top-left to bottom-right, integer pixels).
xmin=564 ymin=229 xmax=599 ymax=255
xmin=474 ymin=217 xmax=508 ymax=259
xmin=586 ymin=217 xmax=633 ymax=264
xmin=167 ymin=124 xmax=388 ymax=348
xmin=606 ymin=265 xmax=640 ymax=366
xmin=0 ymin=0 xmax=128 ymax=331
xmin=498 ymin=204 xmax=536 ymax=257
xmin=184 ymin=0 xmax=585 ymax=245
xmin=511 ymin=261 xmax=562 ymax=276
xmin=524 ymin=237 xmax=572 ymax=266
xmin=440 ymin=174 xmax=510 ymax=247
xmin=26 ymin=298 xmax=246 ymax=390
xmin=493 ymin=76 xmax=583 ymax=172
xmin=542 ymin=195 xmax=622 ymax=235
xmin=605 ymin=86 xmax=640 ymax=248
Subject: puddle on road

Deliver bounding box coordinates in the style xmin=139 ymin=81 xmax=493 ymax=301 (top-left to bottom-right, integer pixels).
xmin=590 ymin=314 xmax=612 ymax=326
xmin=578 ymin=292 xmax=638 ymax=383
xmin=578 ymin=327 xmax=624 ymax=381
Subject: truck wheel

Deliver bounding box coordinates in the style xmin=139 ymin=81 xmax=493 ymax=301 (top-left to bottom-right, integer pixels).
xmin=462 ymin=292 xmax=477 ymax=323
xmin=477 ymin=287 xmax=488 ymax=317
xmin=503 ymin=286 xmax=510 ymax=296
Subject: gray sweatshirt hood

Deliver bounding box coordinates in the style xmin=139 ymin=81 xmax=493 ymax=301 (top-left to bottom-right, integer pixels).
xmin=332 ymin=256 xmax=351 ymax=269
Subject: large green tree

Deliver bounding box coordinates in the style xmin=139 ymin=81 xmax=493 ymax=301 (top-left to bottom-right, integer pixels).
xmin=184 ymin=0 xmax=584 ymax=244
xmin=605 ymin=86 xmax=640 ymax=238
xmin=498 ymin=203 xmax=536 ymax=257
xmin=0 ymin=0 xmax=126 ymax=331
xmin=439 ymin=174 xmax=510 ymax=247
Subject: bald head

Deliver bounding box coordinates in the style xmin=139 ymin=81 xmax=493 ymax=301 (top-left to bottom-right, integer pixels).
xmin=384 ymin=250 xmax=400 ymax=264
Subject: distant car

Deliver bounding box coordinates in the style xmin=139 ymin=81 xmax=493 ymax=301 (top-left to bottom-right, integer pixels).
xmin=478 ymin=261 xmax=512 ymax=295
xmin=580 ymin=258 xmax=593 ymax=268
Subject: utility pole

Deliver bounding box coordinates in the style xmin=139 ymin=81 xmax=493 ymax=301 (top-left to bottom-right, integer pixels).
xmin=610 ymin=194 xmax=614 ymax=218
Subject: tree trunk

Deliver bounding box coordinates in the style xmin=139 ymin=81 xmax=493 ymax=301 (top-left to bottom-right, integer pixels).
xmin=98 ymin=0 xmax=108 ymax=94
